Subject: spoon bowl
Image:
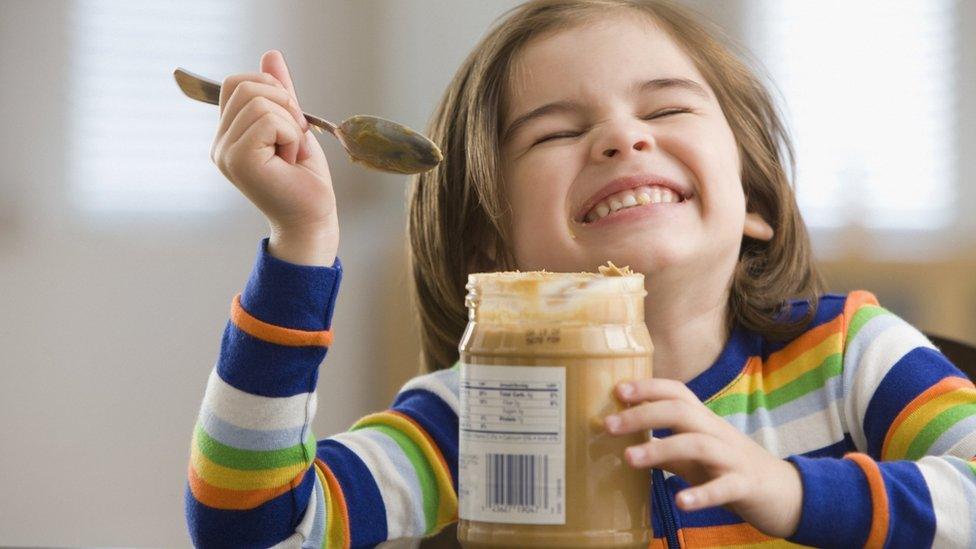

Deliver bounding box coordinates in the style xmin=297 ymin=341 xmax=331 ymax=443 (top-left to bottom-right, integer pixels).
xmin=336 ymin=115 xmax=444 ymax=175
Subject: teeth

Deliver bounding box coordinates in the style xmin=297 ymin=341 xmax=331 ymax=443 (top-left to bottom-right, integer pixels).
xmin=583 ymin=185 xmax=684 ymax=223
xmin=650 ymin=187 xmax=662 ymax=204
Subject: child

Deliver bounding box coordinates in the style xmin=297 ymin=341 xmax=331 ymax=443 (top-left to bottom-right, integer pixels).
xmin=185 ymin=1 xmax=976 ymax=547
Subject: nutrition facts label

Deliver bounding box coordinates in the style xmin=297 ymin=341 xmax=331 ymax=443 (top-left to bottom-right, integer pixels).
xmin=459 ymin=363 xmax=565 ymax=524
xmin=460 ymin=371 xmax=562 ymax=440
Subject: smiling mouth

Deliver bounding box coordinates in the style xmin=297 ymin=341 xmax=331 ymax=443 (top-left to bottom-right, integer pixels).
xmin=581 ymin=184 xmax=688 ymax=224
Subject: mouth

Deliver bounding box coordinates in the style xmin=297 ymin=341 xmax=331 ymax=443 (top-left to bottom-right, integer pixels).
xmin=575 ymin=175 xmax=693 ymax=225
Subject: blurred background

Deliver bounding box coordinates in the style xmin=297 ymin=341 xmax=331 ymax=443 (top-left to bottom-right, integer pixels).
xmin=0 ymin=0 xmax=973 ymax=546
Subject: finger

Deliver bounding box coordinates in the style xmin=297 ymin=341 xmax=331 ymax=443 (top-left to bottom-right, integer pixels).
xmin=224 ymin=107 xmax=303 ymax=167
xmin=296 ymin=129 xmax=330 ymax=171
xmin=615 ymin=378 xmax=698 ymax=406
xmin=295 ymin=130 xmax=315 ymax=164
xmin=218 ymin=80 xmax=307 ymax=141
xmin=218 ymin=72 xmax=284 ymax=115
xmin=244 ymin=109 xmax=302 ymax=165
xmin=260 ymin=50 xmax=299 ymax=103
xmin=675 ymin=474 xmax=747 ymax=512
xmin=624 ymin=433 xmax=728 ymax=469
xmin=219 ymin=95 xmax=304 ymax=155
xmin=605 ymin=399 xmax=717 ymax=436
xmin=259 ymin=50 xmax=311 ymax=161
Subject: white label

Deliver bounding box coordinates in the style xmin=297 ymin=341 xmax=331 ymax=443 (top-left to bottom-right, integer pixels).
xmin=458 ymin=363 xmax=566 ymax=524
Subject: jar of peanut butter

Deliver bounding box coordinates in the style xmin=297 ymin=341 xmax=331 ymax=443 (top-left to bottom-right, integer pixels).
xmin=457 ymin=264 xmax=653 ymax=548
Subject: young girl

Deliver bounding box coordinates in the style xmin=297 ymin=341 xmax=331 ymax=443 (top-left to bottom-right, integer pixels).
xmin=185 ymin=1 xmax=976 ymax=547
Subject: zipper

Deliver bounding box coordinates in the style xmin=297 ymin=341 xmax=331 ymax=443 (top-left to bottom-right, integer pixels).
xmin=652 ymin=468 xmax=679 ymax=548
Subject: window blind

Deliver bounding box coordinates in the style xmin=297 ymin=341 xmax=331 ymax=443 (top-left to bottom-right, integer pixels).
xmin=745 ymin=0 xmax=956 ymax=230
xmin=67 ymin=0 xmax=253 ymax=214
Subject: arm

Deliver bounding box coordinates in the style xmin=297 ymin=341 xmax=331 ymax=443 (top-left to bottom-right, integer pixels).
xmin=185 ymin=238 xmax=339 ymax=548
xmin=189 ymin=50 xmax=458 ymax=547
xmin=314 ymin=368 xmax=460 ymax=547
xmin=786 ymin=291 xmax=976 ymax=548
xmin=186 ymin=240 xmax=459 ymax=548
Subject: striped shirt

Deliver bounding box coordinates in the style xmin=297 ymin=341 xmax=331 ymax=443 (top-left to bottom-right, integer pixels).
xmin=185 ymin=239 xmax=976 ymax=548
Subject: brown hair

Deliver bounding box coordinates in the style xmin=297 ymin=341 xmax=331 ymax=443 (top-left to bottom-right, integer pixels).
xmin=408 ymin=0 xmax=824 ymax=372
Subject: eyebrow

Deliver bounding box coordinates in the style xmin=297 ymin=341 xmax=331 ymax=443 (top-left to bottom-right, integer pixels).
xmin=501 ymin=77 xmax=710 ymax=144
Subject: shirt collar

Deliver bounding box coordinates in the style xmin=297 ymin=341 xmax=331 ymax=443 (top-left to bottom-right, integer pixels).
xmin=685 ymin=324 xmax=762 ymax=402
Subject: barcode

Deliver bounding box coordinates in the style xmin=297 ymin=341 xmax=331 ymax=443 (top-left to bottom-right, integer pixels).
xmin=485 ymin=453 xmax=549 ymax=511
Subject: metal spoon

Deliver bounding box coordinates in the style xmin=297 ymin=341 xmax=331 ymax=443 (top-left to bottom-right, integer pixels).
xmin=173 ymin=68 xmax=442 ymax=175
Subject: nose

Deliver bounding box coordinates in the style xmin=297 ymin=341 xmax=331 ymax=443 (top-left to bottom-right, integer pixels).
xmin=591 ymin=120 xmax=654 ymax=162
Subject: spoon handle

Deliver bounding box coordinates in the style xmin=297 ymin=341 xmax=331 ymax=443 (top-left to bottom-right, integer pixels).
xmin=172 ymin=67 xmax=338 ymax=135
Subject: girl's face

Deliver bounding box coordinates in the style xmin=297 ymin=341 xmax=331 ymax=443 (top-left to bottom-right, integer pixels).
xmin=500 ymin=15 xmax=769 ymax=276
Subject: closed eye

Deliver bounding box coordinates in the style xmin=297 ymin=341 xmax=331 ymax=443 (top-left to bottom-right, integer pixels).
xmin=531 ymin=108 xmax=691 ymax=146
xmin=533 ymin=131 xmax=583 ymax=146
xmin=642 ymin=107 xmax=692 ymax=120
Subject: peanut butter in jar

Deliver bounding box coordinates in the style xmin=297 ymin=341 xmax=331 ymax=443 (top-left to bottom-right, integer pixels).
xmin=457 ymin=264 xmax=653 ymax=548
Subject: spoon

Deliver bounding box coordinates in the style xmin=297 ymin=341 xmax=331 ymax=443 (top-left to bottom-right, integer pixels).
xmin=173 ymin=68 xmax=443 ymax=175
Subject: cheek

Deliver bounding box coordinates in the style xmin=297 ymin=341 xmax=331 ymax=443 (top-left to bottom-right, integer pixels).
xmin=713 ymin=121 xmax=743 ymax=190
xmin=668 ymin=122 xmax=743 ymax=200
xmin=503 ymin=154 xmax=579 ymax=269
xmin=506 ymin=154 xmax=574 ymax=224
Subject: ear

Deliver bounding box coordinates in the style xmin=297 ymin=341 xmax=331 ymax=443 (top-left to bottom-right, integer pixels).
xmin=743 ymin=211 xmax=774 ymax=241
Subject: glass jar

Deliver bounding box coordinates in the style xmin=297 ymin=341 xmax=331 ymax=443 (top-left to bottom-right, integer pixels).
xmin=457 ymin=269 xmax=653 ymax=548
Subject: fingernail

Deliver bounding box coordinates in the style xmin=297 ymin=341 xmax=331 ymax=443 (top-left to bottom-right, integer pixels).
xmin=618 ymin=383 xmax=634 ymax=398
xmin=679 ymin=491 xmax=696 ymax=507
xmin=626 ymin=446 xmax=646 ymax=463
xmin=605 ymin=415 xmax=620 ymax=432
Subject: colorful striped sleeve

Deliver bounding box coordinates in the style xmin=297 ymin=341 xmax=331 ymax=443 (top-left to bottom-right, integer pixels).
xmin=185 ymin=238 xmax=458 ymax=548
xmin=316 ymin=367 xmax=460 ymax=547
xmin=787 ymin=291 xmax=976 ymax=548
xmin=185 ymin=238 xmax=340 ymax=548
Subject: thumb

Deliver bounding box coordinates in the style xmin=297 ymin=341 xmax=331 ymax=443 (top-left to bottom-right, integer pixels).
xmin=260 ymin=49 xmax=300 ymax=103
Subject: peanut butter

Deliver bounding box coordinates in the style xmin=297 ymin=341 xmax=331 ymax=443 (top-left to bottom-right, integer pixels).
xmin=457 ymin=264 xmax=653 ymax=548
